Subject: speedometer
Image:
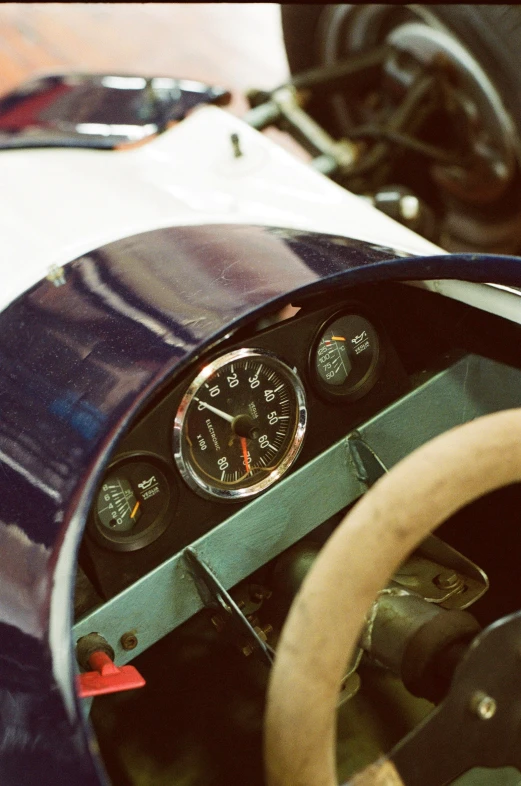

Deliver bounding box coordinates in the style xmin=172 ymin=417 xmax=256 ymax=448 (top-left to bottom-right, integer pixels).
xmin=173 ymin=348 xmax=307 ymax=500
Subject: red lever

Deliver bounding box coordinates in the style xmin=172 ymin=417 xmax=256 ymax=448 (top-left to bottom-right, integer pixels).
xmin=77 ymin=650 xmax=146 ymax=698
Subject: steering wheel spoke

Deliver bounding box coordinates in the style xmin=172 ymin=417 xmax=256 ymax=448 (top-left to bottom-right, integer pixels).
xmin=265 ymin=408 xmax=521 ymax=786
xmin=389 ymin=611 xmax=521 ymax=786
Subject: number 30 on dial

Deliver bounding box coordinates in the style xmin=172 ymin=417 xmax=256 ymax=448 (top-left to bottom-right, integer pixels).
xmin=172 ymin=348 xmax=307 ymax=500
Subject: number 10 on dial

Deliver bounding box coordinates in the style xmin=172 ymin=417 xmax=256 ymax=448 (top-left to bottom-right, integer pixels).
xmin=173 ymin=348 xmax=307 ymax=500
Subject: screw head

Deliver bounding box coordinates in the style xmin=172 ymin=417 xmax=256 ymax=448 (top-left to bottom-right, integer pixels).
xmin=120 ymin=632 xmax=138 ymax=651
xmin=470 ymin=691 xmax=497 ymax=720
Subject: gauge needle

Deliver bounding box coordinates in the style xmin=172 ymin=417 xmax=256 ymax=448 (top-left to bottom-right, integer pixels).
xmin=331 ymin=336 xmax=346 ymax=341
xmin=130 ymin=501 xmax=140 ymax=519
xmin=240 ymin=437 xmax=250 ymax=473
xmin=193 ymin=397 xmax=234 ymax=423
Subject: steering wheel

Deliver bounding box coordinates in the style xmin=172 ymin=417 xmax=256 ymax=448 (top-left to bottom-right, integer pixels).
xmin=265 ymin=408 xmax=521 ymax=786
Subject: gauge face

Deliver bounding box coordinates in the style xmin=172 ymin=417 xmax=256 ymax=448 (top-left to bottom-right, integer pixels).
xmin=93 ymin=458 xmax=173 ymax=551
xmin=173 ymin=349 xmax=307 ymax=500
xmin=313 ymin=313 xmax=381 ymax=401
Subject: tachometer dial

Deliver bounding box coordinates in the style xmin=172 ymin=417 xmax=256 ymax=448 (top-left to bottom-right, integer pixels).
xmin=173 ymin=349 xmax=306 ymax=500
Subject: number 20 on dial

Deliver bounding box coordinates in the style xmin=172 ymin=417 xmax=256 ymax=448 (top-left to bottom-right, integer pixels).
xmin=173 ymin=348 xmax=307 ymax=500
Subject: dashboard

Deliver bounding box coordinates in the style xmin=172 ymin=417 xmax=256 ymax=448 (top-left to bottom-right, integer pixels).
xmin=70 ymin=246 xmax=521 ymax=786
xmin=79 ymin=291 xmax=410 ymax=602
xmin=75 ymin=254 xmax=521 ymax=649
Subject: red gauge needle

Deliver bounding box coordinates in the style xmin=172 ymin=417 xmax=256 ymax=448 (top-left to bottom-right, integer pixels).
xmin=240 ymin=437 xmax=250 ymax=473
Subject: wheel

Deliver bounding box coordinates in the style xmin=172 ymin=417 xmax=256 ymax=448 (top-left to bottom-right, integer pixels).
xmin=264 ymin=408 xmax=521 ymax=785
xmin=281 ymin=5 xmax=521 ymax=253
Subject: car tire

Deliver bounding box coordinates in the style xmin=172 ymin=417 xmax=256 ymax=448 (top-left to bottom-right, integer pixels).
xmin=281 ymin=4 xmax=521 ymax=252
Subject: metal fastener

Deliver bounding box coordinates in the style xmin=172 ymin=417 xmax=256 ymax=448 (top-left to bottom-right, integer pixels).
xmin=46 ymin=264 xmax=66 ymax=287
xmin=254 ymin=624 xmax=273 ymax=643
xmin=230 ymin=133 xmax=243 ymax=158
xmin=470 ymin=691 xmax=497 ymax=720
xmin=211 ymin=615 xmax=225 ymax=633
xmin=250 ymin=585 xmax=273 ymax=603
xmin=434 ymin=570 xmax=464 ymax=591
xmin=120 ymin=632 xmax=138 ymax=651
xmin=400 ymin=195 xmax=420 ymax=222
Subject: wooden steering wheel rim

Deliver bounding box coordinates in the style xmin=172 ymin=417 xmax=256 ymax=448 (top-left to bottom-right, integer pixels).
xmin=265 ymin=409 xmax=521 ymax=786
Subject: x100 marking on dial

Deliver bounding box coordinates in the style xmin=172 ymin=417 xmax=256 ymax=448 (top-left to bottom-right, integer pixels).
xmin=173 ymin=348 xmax=307 ymax=500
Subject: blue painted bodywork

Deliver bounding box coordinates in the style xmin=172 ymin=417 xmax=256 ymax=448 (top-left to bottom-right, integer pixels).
xmin=0 ymin=73 xmax=230 ymax=150
xmin=1 ymin=222 xmax=521 ymax=784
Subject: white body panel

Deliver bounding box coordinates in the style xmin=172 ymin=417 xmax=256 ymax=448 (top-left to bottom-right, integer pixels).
xmin=0 ymin=105 xmax=442 ymax=312
xmin=2 ymin=104 xmax=519 ymax=328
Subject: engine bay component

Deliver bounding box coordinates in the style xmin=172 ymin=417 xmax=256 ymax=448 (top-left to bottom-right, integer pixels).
xmin=312 ymin=313 xmax=381 ymax=401
xmin=91 ymin=457 xmax=174 ymax=551
xmin=173 ymin=348 xmax=307 ymax=500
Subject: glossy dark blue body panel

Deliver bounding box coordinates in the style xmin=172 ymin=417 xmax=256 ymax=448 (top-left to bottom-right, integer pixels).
xmin=0 ymin=73 xmax=230 ymax=150
xmin=1 ymin=223 xmax=521 ymax=784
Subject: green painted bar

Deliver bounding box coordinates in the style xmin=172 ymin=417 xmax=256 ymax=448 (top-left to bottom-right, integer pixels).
xmin=73 ymin=355 xmax=521 ymax=665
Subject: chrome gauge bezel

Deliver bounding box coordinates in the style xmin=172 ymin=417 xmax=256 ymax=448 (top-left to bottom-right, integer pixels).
xmin=172 ymin=348 xmax=307 ymax=501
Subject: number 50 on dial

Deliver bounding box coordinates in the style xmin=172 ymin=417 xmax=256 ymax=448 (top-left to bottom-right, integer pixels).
xmin=172 ymin=348 xmax=307 ymax=501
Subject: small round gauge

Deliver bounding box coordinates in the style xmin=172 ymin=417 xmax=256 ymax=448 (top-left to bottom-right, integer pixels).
xmin=173 ymin=348 xmax=307 ymax=501
xmin=312 ymin=312 xmax=382 ymax=401
xmin=92 ymin=457 xmax=174 ymax=551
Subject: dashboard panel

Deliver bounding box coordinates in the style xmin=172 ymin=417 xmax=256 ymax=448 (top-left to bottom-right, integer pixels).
xmin=73 ymin=270 xmax=521 ymax=698
xmin=81 ymin=292 xmax=410 ymax=601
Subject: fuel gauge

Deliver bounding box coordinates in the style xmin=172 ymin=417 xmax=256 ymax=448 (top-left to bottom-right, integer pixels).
xmin=312 ymin=312 xmax=382 ymax=402
xmin=92 ymin=457 xmax=175 ymax=551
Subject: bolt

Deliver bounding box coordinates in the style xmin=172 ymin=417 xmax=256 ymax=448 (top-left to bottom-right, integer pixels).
xmin=120 ymin=632 xmax=138 ymax=651
xmin=46 ymin=264 xmax=66 ymax=287
xmin=434 ymin=570 xmax=464 ymax=591
xmin=250 ymin=585 xmax=273 ymax=603
xmin=230 ymin=133 xmax=243 ymax=159
xmin=254 ymin=624 xmax=273 ymax=643
xmin=242 ymin=644 xmax=254 ymax=657
xmin=211 ymin=615 xmax=225 ymax=633
xmin=470 ymin=691 xmax=497 ymax=720
xmin=400 ymin=195 xmax=420 ymax=222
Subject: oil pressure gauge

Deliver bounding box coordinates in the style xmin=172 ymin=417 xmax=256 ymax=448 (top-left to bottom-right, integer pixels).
xmin=312 ymin=312 xmax=382 ymax=402
xmin=91 ymin=456 xmax=175 ymax=551
xmin=173 ymin=348 xmax=307 ymax=501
